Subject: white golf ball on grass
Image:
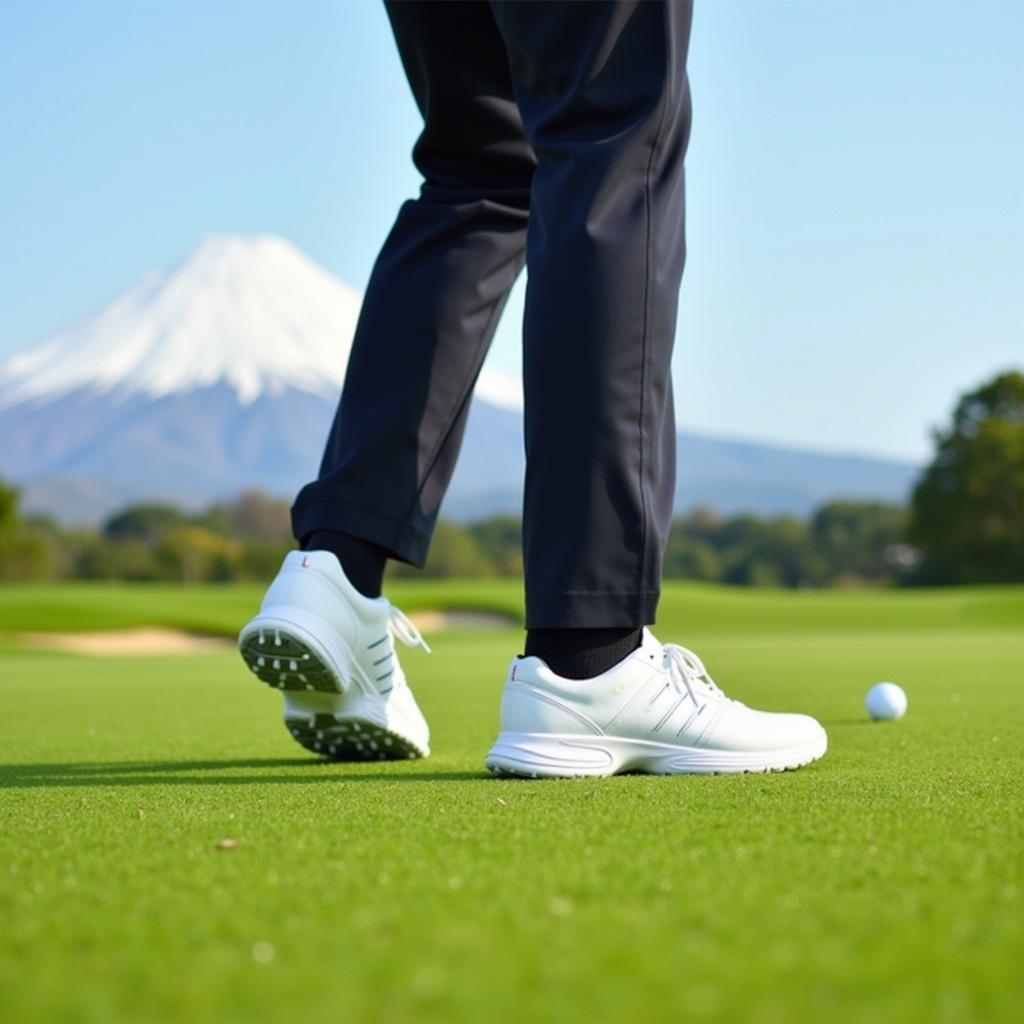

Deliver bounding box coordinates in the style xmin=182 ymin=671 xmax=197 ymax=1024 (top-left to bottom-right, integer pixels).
xmin=866 ymin=682 xmax=908 ymax=721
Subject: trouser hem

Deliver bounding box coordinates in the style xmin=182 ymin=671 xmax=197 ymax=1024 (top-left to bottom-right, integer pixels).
xmin=290 ymin=499 xmax=430 ymax=568
xmin=524 ymin=590 xmax=660 ymax=629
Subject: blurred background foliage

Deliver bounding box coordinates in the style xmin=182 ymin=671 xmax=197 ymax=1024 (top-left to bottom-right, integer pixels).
xmin=2 ymin=370 xmax=1021 ymax=587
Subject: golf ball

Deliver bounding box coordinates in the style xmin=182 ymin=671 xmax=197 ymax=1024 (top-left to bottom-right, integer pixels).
xmin=866 ymin=682 xmax=908 ymax=721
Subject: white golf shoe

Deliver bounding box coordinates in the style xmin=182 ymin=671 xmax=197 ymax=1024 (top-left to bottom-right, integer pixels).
xmin=485 ymin=627 xmax=826 ymax=777
xmin=238 ymin=550 xmax=431 ymax=760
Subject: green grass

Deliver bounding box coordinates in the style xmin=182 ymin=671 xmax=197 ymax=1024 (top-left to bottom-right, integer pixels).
xmin=3 ymin=577 xmax=1024 ymax=637
xmin=1 ymin=582 xmax=1021 ymax=1023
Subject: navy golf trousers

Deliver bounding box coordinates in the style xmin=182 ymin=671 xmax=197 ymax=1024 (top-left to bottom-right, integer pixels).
xmin=292 ymin=0 xmax=693 ymax=628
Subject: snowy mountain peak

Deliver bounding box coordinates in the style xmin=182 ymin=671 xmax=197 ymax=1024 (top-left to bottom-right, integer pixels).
xmin=0 ymin=234 xmax=362 ymax=408
xmin=180 ymin=233 xmax=319 ymax=279
xmin=0 ymin=233 xmax=525 ymax=412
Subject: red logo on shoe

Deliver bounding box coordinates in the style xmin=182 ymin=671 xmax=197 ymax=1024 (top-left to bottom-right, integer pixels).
xmin=301 ymin=555 xmax=310 ymax=569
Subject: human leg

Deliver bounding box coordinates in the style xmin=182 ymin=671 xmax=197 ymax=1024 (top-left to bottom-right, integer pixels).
xmin=291 ymin=0 xmax=536 ymax=569
xmin=492 ymin=0 xmax=693 ymax=631
xmin=243 ymin=1 xmax=535 ymax=760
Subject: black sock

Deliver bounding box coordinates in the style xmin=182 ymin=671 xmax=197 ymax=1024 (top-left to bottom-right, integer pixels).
xmin=302 ymin=530 xmax=387 ymax=599
xmin=524 ymin=627 xmax=643 ymax=680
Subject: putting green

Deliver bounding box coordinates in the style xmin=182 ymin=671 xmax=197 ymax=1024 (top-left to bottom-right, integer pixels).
xmin=1 ymin=582 xmax=1021 ymax=1023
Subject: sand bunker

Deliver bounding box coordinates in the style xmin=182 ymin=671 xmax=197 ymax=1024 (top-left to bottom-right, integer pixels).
xmin=406 ymin=610 xmax=516 ymax=632
xmin=15 ymin=610 xmax=516 ymax=656
xmin=18 ymin=628 xmax=233 ymax=656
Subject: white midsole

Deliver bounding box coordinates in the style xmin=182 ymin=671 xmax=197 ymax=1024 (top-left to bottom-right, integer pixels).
xmin=282 ymin=689 xmax=387 ymax=728
xmin=280 ymin=689 xmax=428 ymax=755
xmin=485 ymin=731 xmax=828 ymax=777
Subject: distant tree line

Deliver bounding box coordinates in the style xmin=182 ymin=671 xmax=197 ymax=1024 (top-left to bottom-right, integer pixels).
xmin=1 ymin=369 xmax=1021 ymax=586
xmin=0 ymin=484 xmax=918 ymax=587
xmin=0 ymin=488 xmax=290 ymax=584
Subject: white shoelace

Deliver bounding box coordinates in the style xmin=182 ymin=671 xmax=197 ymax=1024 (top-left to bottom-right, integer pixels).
xmin=663 ymin=643 xmax=733 ymax=706
xmin=387 ymin=604 xmax=432 ymax=654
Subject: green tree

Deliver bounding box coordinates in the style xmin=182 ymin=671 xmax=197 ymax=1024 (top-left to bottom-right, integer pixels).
xmin=662 ymin=520 xmax=722 ymax=581
xmin=236 ymin=540 xmax=297 ymax=581
xmin=0 ymin=480 xmax=56 ymax=581
xmin=197 ymin=490 xmax=292 ymax=543
xmin=810 ymin=501 xmax=908 ymax=584
xmin=0 ymin=480 xmax=21 ymax=542
xmin=73 ymin=537 xmax=159 ymax=580
xmin=467 ymin=516 xmax=522 ymax=575
xmin=155 ymin=526 xmax=242 ymax=583
xmin=103 ymin=503 xmax=188 ymax=545
xmin=908 ymin=370 xmax=1024 ymax=583
xmin=389 ymin=520 xmax=494 ymax=579
xmin=719 ymin=515 xmax=818 ymax=588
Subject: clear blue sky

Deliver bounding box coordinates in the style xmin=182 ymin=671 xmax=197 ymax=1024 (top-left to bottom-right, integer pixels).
xmin=1 ymin=1 xmax=1021 ymax=461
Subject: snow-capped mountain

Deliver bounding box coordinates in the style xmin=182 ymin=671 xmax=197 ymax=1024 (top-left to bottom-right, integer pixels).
xmin=0 ymin=234 xmax=521 ymax=410
xmin=0 ymin=234 xmax=915 ymax=525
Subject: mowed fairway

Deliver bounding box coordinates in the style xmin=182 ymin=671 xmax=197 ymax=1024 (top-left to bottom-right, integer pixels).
xmin=1 ymin=582 xmax=1021 ymax=1024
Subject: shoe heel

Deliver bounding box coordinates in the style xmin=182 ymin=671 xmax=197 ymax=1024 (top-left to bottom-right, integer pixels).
xmin=484 ymin=732 xmax=617 ymax=779
xmin=238 ymin=610 xmax=351 ymax=695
